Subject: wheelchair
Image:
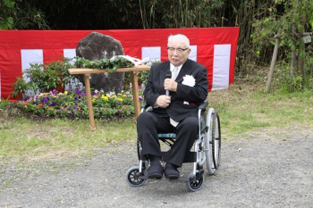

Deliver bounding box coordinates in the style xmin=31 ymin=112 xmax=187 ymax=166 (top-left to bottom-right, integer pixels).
xmin=126 ymin=101 xmax=221 ymax=191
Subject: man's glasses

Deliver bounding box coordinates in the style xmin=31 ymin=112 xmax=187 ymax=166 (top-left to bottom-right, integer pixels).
xmin=167 ymin=47 xmax=189 ymax=54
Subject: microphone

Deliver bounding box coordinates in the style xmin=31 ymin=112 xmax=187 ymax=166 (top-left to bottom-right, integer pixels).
xmin=165 ymin=71 xmax=172 ymax=96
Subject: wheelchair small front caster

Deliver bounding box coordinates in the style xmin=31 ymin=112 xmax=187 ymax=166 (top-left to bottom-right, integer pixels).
xmin=126 ymin=166 xmax=147 ymax=187
xmin=186 ymin=171 xmax=204 ymax=192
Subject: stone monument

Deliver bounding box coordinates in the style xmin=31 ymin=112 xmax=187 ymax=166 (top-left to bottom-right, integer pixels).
xmin=75 ymin=32 xmax=125 ymax=93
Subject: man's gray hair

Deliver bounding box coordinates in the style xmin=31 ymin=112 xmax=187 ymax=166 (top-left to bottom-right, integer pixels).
xmin=168 ymin=34 xmax=190 ymax=48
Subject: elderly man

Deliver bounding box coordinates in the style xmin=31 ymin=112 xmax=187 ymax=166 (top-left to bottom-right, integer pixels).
xmin=137 ymin=34 xmax=208 ymax=179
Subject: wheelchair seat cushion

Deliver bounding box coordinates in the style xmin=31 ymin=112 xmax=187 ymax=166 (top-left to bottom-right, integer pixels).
xmin=157 ymin=133 xmax=176 ymax=138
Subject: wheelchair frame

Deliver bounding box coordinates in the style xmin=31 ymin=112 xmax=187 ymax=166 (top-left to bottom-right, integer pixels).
xmin=126 ymin=102 xmax=221 ymax=191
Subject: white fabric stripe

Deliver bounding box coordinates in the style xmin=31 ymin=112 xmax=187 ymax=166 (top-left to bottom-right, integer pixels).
xmin=212 ymin=44 xmax=231 ymax=90
xmin=142 ymin=46 xmax=161 ymax=63
xmin=189 ymin=45 xmax=197 ymax=62
xmin=21 ymin=49 xmax=43 ymax=83
xmin=63 ymin=49 xmax=76 ymax=64
xmin=63 ymin=48 xmax=83 ymax=91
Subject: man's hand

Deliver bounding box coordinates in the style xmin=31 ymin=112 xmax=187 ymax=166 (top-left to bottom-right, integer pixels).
xmin=155 ymin=95 xmax=171 ymax=108
xmin=164 ymin=78 xmax=177 ymax=92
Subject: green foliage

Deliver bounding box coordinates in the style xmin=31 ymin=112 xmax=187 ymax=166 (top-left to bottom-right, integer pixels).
xmin=251 ymin=0 xmax=313 ymax=91
xmin=139 ymin=60 xmax=159 ymax=87
xmin=272 ymin=63 xmax=312 ymax=93
xmin=75 ymin=56 xmax=134 ymax=73
xmin=139 ymin=0 xmax=222 ymax=28
xmin=0 ymin=0 xmax=15 ymax=29
xmin=24 ymin=64 xmax=62 ymax=94
xmin=11 ymin=77 xmax=29 ymax=98
xmin=0 ymin=98 xmax=9 ymax=110
xmin=22 ymin=58 xmax=76 ymax=95
xmin=0 ymin=0 xmax=49 ymax=29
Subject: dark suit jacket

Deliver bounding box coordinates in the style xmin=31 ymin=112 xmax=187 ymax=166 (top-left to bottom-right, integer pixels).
xmin=144 ymin=59 xmax=208 ymax=122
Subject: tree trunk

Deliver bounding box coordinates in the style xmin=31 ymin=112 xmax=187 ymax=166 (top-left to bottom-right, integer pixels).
xmin=298 ymin=30 xmax=305 ymax=86
xmin=265 ymin=34 xmax=280 ymax=93
xmin=290 ymin=24 xmax=296 ymax=78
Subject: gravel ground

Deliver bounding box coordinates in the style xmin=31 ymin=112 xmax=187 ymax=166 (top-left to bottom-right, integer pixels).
xmin=1 ymin=124 xmax=312 ymax=208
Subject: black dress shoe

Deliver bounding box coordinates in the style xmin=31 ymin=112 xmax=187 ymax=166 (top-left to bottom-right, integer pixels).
xmin=164 ymin=163 xmax=180 ymax=179
xmin=147 ymin=162 xmax=163 ymax=179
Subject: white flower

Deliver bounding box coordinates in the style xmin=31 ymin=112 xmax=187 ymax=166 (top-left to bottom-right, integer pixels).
xmin=182 ymin=75 xmax=196 ymax=87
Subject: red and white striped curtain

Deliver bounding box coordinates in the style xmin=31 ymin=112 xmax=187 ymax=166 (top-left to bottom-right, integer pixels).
xmin=0 ymin=27 xmax=240 ymax=100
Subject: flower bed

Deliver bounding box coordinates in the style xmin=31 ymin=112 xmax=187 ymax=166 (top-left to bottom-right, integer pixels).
xmin=16 ymin=88 xmax=142 ymax=119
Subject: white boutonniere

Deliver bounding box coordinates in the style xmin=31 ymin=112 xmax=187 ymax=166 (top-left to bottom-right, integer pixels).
xmin=182 ymin=75 xmax=196 ymax=87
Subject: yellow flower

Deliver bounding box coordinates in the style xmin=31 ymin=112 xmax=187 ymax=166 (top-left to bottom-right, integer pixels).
xmin=101 ymin=95 xmax=109 ymax=102
xmin=64 ymin=91 xmax=68 ymax=95
xmin=110 ymin=94 xmax=116 ymax=99
xmin=117 ymin=98 xmax=123 ymax=102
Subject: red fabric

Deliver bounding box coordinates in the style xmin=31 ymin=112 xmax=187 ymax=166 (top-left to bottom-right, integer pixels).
xmin=0 ymin=28 xmax=240 ymax=100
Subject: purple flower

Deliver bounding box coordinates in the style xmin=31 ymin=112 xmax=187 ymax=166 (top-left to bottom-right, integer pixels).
xmin=75 ymin=89 xmax=81 ymax=95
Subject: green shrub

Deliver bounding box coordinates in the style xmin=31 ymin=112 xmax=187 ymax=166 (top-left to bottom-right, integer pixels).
xmin=11 ymin=77 xmax=29 ymax=98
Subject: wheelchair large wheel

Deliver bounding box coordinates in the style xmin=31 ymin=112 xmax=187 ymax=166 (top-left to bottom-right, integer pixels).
xmin=213 ymin=112 xmax=221 ymax=168
xmin=186 ymin=171 xmax=204 ymax=192
xmin=126 ymin=166 xmax=146 ymax=187
xmin=205 ymin=108 xmax=221 ymax=175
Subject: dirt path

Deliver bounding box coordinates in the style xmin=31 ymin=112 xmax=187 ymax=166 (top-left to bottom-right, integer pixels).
xmin=1 ymin=125 xmax=312 ymax=208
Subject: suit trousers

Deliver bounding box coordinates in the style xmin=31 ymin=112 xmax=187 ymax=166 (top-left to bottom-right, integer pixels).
xmin=137 ymin=111 xmax=198 ymax=167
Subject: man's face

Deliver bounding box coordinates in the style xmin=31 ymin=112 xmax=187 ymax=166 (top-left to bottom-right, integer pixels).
xmin=167 ymin=37 xmax=191 ymax=67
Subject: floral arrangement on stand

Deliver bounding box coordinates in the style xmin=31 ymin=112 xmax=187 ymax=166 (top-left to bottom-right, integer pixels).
xmin=11 ymin=55 xmax=150 ymax=119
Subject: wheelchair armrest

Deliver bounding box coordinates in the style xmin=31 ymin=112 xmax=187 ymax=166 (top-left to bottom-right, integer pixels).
xmin=141 ymin=103 xmax=153 ymax=112
xmin=141 ymin=103 xmax=150 ymax=109
xmin=198 ymin=102 xmax=208 ymax=110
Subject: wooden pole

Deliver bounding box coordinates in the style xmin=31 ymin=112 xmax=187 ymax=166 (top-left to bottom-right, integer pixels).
xmin=84 ymin=74 xmax=96 ymax=130
xmin=130 ymin=71 xmax=141 ymax=119
xmin=265 ymin=34 xmax=280 ymax=93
